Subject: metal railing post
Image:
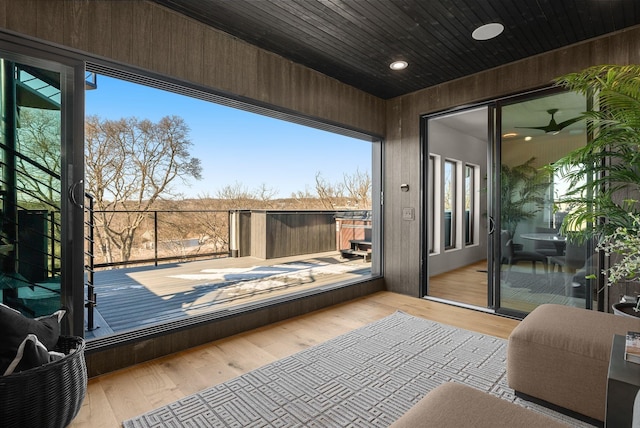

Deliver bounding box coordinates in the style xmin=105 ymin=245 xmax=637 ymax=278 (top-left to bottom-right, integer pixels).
xmin=154 ymin=211 xmax=158 ymax=266
xmin=229 ymin=210 xmax=239 ymax=257
xmin=49 ymin=211 xmax=55 ymax=275
xmin=85 ymin=194 xmax=97 ymax=331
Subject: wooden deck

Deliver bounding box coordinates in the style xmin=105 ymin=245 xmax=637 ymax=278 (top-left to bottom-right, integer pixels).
xmin=86 ymin=251 xmax=372 ymax=339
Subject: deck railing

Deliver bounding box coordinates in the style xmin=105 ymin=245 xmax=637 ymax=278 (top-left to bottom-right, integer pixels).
xmin=86 ymin=209 xmax=371 ymax=268
xmin=83 ymin=208 xmax=370 ymax=329
xmin=87 ymin=209 xmax=232 ymax=269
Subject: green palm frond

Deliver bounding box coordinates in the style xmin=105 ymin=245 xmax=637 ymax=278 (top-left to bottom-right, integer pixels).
xmin=501 ymin=157 xmax=550 ymax=237
xmin=555 ymin=65 xmax=640 ymax=99
xmin=553 ymin=65 xmax=640 ymax=242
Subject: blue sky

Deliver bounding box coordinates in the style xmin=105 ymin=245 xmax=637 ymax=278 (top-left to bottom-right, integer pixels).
xmin=85 ymin=75 xmax=372 ymax=199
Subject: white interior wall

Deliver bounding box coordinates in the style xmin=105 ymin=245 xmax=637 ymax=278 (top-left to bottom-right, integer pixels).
xmin=427 ymin=114 xmax=488 ymax=277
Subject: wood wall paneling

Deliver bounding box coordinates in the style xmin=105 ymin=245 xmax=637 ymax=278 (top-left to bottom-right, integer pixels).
xmin=250 ymin=211 xmax=267 ymax=259
xmin=0 ymin=0 xmax=385 ymax=137
xmin=289 ymin=62 xmax=310 ymax=117
xmin=384 ymin=97 xmax=419 ymax=297
xmin=0 ymin=0 xmax=5 ymax=28
xmin=239 ymin=212 xmax=252 ymax=257
xmin=202 ymin=26 xmax=259 ymax=98
xmin=65 ymin=0 xmax=89 ymax=52
xmin=403 ymin=98 xmax=422 ymax=297
xmin=149 ymin=5 xmax=173 ymax=76
xmin=130 ymin=2 xmax=154 ymax=70
xmin=5 ymin=0 xmax=36 ymax=37
xmin=111 ymin=2 xmax=134 ymax=65
xmin=257 ymin=49 xmax=291 ymax=107
xmin=85 ymin=1 xmax=113 ymax=60
xmin=182 ymin=19 xmax=205 ymax=84
xmin=612 ymin=28 xmax=639 ymax=63
xmin=168 ymin=13 xmax=190 ymax=79
xmin=37 ymin=0 xmax=64 ymax=45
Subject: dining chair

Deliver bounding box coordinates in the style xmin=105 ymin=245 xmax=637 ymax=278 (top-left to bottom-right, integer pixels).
xmin=500 ymin=230 xmax=548 ymax=274
xmin=548 ymin=239 xmax=587 ymax=273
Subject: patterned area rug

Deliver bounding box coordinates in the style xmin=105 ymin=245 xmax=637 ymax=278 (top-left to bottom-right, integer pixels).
xmin=123 ymin=311 xmax=590 ymax=427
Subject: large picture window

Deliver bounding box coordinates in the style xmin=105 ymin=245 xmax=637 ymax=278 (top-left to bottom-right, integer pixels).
xmin=82 ymin=66 xmax=382 ymax=340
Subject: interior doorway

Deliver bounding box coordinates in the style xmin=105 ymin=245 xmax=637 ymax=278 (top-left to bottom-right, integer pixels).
xmin=424 ymin=106 xmax=490 ymax=309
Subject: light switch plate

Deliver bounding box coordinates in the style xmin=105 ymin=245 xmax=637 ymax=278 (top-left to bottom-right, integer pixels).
xmin=402 ymin=207 xmax=414 ymax=221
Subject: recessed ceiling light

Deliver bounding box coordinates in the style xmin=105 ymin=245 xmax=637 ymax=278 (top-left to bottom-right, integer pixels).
xmin=472 ymin=23 xmax=504 ymax=41
xmin=389 ymin=60 xmax=408 ymax=70
xmin=524 ymin=136 xmax=533 ymax=141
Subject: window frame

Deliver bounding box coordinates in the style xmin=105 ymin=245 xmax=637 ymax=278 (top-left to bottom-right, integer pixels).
xmin=464 ymin=163 xmax=480 ymax=247
xmin=443 ymin=158 xmax=457 ymax=250
xmin=81 ymin=61 xmax=385 ymax=345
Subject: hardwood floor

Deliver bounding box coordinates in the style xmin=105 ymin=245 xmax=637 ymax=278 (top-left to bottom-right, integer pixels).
xmin=69 ymin=291 xmax=519 ymax=428
xmin=427 ymin=260 xmax=588 ymax=313
xmin=428 ymin=260 xmax=489 ymax=307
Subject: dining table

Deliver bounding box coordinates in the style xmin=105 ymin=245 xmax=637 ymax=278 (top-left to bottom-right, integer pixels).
xmin=520 ymin=233 xmax=566 ymax=255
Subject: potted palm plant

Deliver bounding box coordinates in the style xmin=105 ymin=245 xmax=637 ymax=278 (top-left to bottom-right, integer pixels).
xmin=501 ymin=156 xmax=549 ymax=240
xmin=551 ymin=64 xmax=640 ymax=315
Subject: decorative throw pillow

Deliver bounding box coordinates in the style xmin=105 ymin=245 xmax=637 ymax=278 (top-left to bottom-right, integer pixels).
xmin=2 ymin=334 xmax=65 ymax=376
xmin=0 ymin=304 xmax=65 ymax=375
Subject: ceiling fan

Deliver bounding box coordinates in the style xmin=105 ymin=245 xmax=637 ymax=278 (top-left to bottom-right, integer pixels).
xmin=516 ymin=108 xmax=583 ymax=135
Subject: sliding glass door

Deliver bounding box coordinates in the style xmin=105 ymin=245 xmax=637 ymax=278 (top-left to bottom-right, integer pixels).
xmin=495 ymin=89 xmax=596 ymax=316
xmin=0 ymin=44 xmax=84 ymax=335
xmin=423 ymin=88 xmax=600 ymax=317
xmin=425 ymin=106 xmax=490 ymax=309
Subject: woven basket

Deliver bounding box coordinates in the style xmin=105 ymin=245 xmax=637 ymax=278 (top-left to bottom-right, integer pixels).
xmin=0 ymin=335 xmax=87 ymax=428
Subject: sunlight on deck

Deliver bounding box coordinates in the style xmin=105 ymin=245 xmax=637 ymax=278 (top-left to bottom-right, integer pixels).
xmin=85 ymin=251 xmax=371 ymax=339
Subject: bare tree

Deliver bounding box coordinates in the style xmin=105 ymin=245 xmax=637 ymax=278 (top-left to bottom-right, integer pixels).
xmin=291 ymin=186 xmax=325 ymax=209
xmin=313 ymin=170 xmax=371 ymax=210
xmin=257 ymin=183 xmax=278 ymax=207
xmin=85 ymin=115 xmax=202 ymax=263
xmin=191 ymin=182 xmax=278 ymax=253
xmin=15 ymin=108 xmax=61 ymax=206
xmin=13 ymin=108 xmax=63 ymax=272
xmin=314 ymin=172 xmax=344 ymax=209
xmin=343 ymin=168 xmax=371 ymax=209
xmin=213 ymin=181 xmax=277 ymax=208
xmin=216 ymin=181 xmax=255 ymax=208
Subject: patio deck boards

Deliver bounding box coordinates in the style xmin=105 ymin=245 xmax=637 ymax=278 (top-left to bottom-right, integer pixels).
xmin=86 ymin=251 xmax=371 ymax=339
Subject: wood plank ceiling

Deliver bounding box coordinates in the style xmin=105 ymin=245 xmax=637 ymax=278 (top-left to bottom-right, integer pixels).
xmin=152 ymin=0 xmax=640 ymax=99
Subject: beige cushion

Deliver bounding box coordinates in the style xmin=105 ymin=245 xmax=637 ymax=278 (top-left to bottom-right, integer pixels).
xmin=507 ymin=303 xmax=640 ymax=421
xmin=390 ymin=382 xmax=569 ymax=428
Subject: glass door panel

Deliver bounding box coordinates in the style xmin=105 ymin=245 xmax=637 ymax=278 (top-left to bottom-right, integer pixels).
xmin=1 ymin=60 xmax=62 ymax=317
xmin=425 ymin=106 xmax=490 ymax=309
xmin=0 ymin=49 xmax=83 ymax=336
xmin=497 ymin=90 xmax=596 ymax=315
